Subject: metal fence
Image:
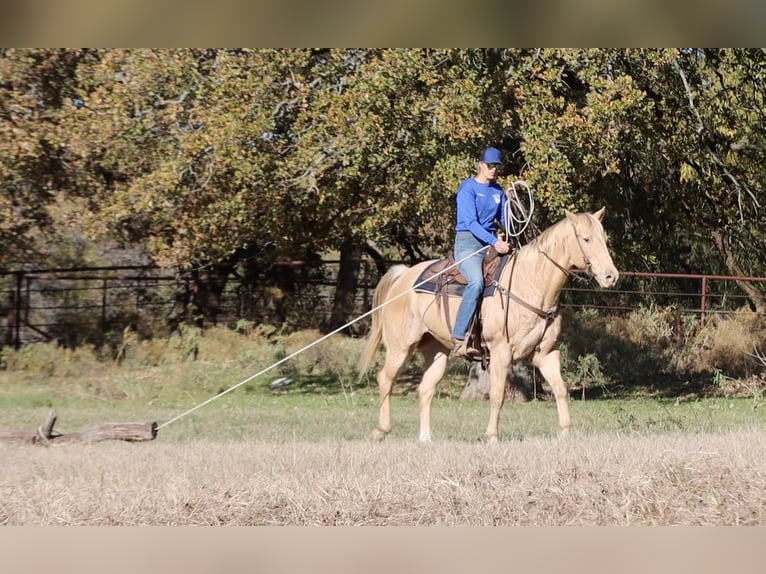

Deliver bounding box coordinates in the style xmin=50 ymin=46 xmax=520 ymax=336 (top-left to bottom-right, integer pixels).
xmin=1 ymin=263 xmax=765 ymax=349
xmin=0 ymin=266 xmax=183 ymax=348
xmin=562 ymin=271 xmax=766 ymax=323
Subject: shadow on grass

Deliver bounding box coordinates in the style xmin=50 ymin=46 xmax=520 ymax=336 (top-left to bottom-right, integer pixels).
xmin=558 ymin=308 xmax=730 ymax=401
xmin=251 ymin=374 xmax=343 ymax=396
xmin=573 ymin=372 xmax=714 ymax=401
xmin=257 ymin=365 xmax=721 ymax=403
xmin=260 ymin=364 xmax=463 ymax=399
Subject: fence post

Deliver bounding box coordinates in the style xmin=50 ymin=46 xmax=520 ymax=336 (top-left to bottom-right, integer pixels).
xmin=700 ymin=276 xmax=707 ymax=326
xmin=362 ymin=260 xmax=370 ymax=310
xmin=101 ymin=278 xmax=108 ymax=331
xmin=13 ymin=271 xmax=22 ymax=349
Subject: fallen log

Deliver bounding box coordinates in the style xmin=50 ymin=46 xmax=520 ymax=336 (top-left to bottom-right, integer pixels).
xmin=0 ymin=411 xmax=157 ymax=445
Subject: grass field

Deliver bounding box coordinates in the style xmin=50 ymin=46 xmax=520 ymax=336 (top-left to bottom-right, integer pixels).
xmin=1 ymin=366 xmax=764 ymax=442
xmin=1 ymin=324 xmax=765 ymax=525
xmin=1 ymin=367 xmax=765 ymax=525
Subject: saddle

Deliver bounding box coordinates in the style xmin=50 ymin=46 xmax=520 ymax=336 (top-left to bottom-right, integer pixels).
xmin=414 ymin=246 xmax=506 ymax=297
xmin=414 ymin=247 xmax=510 ymax=366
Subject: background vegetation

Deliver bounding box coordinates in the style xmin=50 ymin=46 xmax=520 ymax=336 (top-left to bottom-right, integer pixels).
xmin=2 ymin=48 xmax=766 ymax=398
xmin=2 ymin=305 xmax=765 ymax=406
xmin=2 ymin=49 xmax=766 ymax=321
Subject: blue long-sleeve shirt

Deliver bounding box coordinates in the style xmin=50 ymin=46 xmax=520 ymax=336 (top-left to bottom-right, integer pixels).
xmin=454 ymin=177 xmax=506 ymax=246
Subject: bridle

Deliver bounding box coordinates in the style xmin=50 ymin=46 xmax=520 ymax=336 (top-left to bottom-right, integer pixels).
xmin=537 ymin=220 xmax=596 ymax=284
xmin=495 ymin=218 xmax=597 ymax=344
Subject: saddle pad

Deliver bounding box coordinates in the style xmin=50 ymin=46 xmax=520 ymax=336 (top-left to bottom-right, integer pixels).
xmin=413 ymin=255 xmax=510 ymax=298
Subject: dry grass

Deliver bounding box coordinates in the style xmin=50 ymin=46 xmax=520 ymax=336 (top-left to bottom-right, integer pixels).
xmin=2 ymin=316 xmax=766 ymax=527
xmin=1 ymin=428 xmax=764 ymax=525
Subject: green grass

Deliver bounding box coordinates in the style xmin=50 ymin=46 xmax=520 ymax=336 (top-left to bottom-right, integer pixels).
xmin=1 ymin=323 xmax=764 ymax=444
xmin=2 ymin=372 xmax=763 ymax=444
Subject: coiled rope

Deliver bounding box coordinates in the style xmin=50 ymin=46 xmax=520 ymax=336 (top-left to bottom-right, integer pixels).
xmin=503 ymin=180 xmax=535 ymax=245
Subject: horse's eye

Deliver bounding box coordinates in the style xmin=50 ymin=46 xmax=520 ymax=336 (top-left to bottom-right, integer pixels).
xmin=583 ymin=236 xmax=591 ymax=243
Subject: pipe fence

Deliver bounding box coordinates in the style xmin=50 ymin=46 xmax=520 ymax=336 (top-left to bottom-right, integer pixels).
xmin=1 ymin=263 xmax=764 ymax=349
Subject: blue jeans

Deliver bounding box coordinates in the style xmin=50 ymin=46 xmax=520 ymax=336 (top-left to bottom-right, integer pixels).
xmin=451 ymin=231 xmax=486 ymax=340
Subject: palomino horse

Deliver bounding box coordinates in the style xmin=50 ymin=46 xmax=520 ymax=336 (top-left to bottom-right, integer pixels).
xmin=357 ymin=208 xmax=619 ymax=443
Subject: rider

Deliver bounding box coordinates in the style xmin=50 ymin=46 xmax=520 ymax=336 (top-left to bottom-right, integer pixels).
xmin=451 ymin=146 xmax=512 ymax=358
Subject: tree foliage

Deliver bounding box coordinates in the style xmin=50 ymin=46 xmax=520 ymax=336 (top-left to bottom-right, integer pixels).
xmin=2 ymin=48 xmax=765 ymax=318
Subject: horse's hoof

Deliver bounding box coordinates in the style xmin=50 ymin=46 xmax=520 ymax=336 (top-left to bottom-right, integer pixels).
xmin=370 ymin=428 xmax=388 ymax=442
xmin=486 ymin=435 xmax=499 ymax=445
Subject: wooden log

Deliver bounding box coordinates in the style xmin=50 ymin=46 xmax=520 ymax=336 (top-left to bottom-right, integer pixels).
xmin=0 ymin=411 xmax=157 ymax=445
xmin=52 ymin=422 xmax=158 ymax=444
xmin=39 ymin=410 xmax=58 ymax=440
xmin=0 ymin=428 xmax=41 ymax=444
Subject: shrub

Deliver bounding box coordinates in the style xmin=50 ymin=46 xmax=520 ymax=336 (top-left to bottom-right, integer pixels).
xmin=2 ymin=307 xmax=765 ymax=401
xmin=277 ymin=330 xmax=368 ymax=382
xmin=693 ymin=309 xmax=766 ymax=378
xmin=616 ymin=305 xmax=675 ymax=349
xmin=1 ymin=341 xmax=100 ymax=376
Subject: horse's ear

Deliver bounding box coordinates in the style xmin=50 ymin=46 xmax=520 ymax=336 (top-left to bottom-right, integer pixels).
xmin=565 ymin=209 xmax=575 ymax=219
xmin=593 ymin=207 xmax=606 ymax=221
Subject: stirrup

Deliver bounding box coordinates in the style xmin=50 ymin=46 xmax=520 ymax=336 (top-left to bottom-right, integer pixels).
xmin=451 ymin=339 xmax=482 ymax=360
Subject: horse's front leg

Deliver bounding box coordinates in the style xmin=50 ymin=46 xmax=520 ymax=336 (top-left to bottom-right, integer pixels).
xmin=484 ymin=348 xmax=511 ymax=443
xmin=533 ymin=349 xmax=570 ymax=436
xmin=417 ymin=343 xmax=449 ymax=442
xmin=371 ymin=366 xmax=394 ymax=441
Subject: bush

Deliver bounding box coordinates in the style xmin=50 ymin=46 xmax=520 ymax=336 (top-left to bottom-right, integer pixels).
xmin=558 ymin=305 xmax=766 ymax=397
xmin=692 ymin=309 xmax=766 ymax=378
xmin=1 ymin=341 xmax=101 ymax=376
xmin=3 ymin=307 xmax=765 ymax=401
xmin=277 ymin=329 xmax=369 ymax=382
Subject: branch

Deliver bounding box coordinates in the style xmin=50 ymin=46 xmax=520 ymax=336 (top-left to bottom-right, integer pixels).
xmin=729 ymin=142 xmax=766 ymax=151
xmin=156 ymin=89 xmax=190 ymax=107
xmin=672 ymin=57 xmax=704 ymax=135
xmin=673 ymin=54 xmax=761 ymax=222
xmin=751 ymin=345 xmax=766 ymax=367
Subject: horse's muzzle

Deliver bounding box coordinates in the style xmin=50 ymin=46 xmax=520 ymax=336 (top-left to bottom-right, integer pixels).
xmin=596 ymin=269 xmax=619 ymax=288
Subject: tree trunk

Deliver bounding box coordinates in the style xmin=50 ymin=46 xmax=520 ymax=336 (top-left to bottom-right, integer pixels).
xmin=711 ymin=230 xmax=766 ymax=313
xmin=189 ymin=264 xmax=232 ymax=327
xmin=327 ymin=238 xmax=362 ymax=332
xmin=460 ymin=362 xmax=537 ymax=402
xmin=362 ymin=243 xmax=388 ymax=276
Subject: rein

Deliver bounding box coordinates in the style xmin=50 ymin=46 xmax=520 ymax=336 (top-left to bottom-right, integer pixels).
xmin=536 ymin=220 xmax=595 ymax=284
xmin=495 ymin=219 xmax=594 ymax=344
xmin=495 ymin=252 xmax=558 ymax=346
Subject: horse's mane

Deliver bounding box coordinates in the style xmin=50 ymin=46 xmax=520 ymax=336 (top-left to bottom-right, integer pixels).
xmin=517 ymin=214 xmax=572 ymax=266
xmin=528 ymin=211 xmax=601 ymax=250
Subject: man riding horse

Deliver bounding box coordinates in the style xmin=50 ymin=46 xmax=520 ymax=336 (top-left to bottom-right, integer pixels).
xmin=451 ymin=147 xmax=512 ymax=358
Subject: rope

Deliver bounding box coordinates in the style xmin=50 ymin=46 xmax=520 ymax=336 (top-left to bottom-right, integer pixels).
xmin=504 ymin=180 xmax=535 ymax=243
xmin=156 ymin=244 xmax=489 ymax=432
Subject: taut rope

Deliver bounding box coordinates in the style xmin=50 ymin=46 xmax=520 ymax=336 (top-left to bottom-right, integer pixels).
xmin=156 ymin=245 xmax=489 ymax=432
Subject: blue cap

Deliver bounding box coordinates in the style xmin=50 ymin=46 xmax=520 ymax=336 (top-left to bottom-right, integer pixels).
xmin=480 ymin=147 xmax=502 ymax=164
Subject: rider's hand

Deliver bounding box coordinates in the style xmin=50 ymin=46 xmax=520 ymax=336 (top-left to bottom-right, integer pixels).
xmin=494 ymin=239 xmax=511 ymax=254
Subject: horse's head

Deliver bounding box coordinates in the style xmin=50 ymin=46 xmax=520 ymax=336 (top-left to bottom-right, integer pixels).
xmin=565 ymin=207 xmax=619 ymax=288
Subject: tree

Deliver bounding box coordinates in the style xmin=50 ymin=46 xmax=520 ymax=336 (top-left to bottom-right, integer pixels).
xmin=498 ymin=49 xmax=766 ymax=310
xmin=0 ymin=48 xmax=93 ymax=266
xmin=282 ymin=49 xmax=516 ymax=328
xmin=3 ymin=48 xmax=765 ymax=327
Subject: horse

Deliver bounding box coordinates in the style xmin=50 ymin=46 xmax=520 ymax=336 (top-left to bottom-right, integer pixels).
xmin=357 ymin=208 xmax=619 ymax=443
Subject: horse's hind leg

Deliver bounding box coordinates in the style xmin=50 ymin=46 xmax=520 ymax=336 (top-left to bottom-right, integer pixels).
xmin=416 ymin=339 xmax=449 ymax=443
xmin=371 ymin=344 xmax=412 ymax=441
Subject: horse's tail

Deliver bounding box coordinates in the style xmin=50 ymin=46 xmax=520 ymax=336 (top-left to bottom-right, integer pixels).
xmin=357 ymin=264 xmax=409 ymax=378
